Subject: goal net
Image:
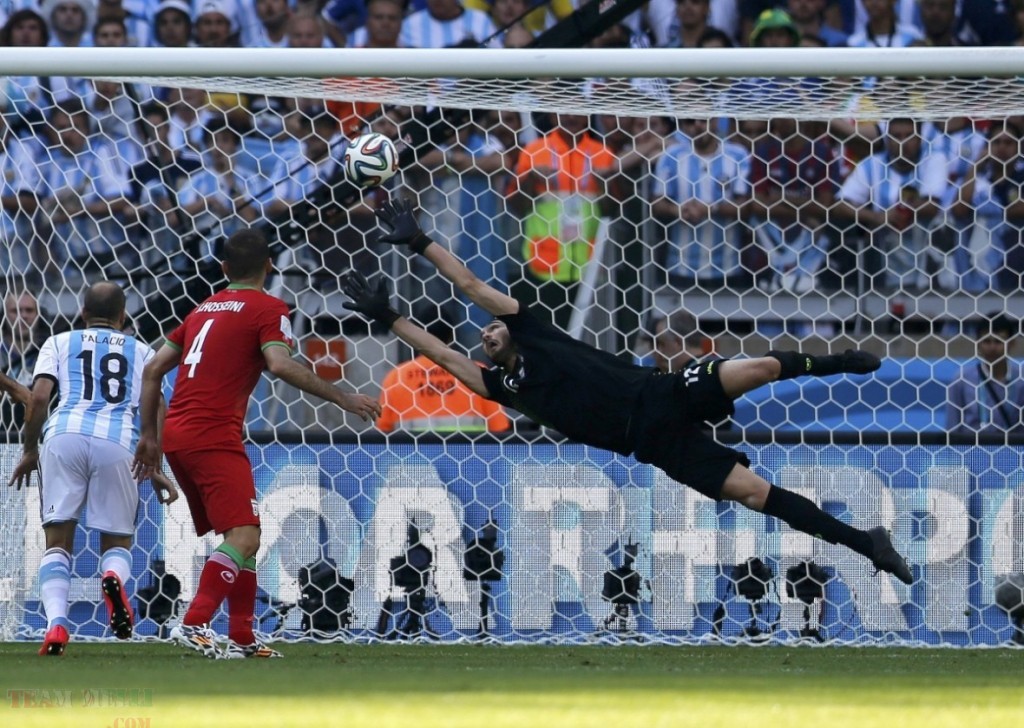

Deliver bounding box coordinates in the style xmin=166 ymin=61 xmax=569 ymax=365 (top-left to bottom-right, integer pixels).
xmin=1 ymin=46 xmax=1022 ymax=647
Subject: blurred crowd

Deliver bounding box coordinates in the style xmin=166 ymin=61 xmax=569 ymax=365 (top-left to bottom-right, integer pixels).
xmin=0 ymin=0 xmax=1022 ymax=338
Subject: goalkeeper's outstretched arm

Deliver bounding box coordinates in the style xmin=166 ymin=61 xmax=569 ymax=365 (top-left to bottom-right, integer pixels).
xmin=341 ymin=271 xmax=491 ymax=398
xmin=374 ymin=198 xmax=518 ymax=317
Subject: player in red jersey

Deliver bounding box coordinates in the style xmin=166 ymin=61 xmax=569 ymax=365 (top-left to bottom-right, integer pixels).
xmin=132 ymin=228 xmax=380 ymax=659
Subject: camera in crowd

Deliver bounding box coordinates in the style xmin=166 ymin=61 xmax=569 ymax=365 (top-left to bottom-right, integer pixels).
xmin=297 ymin=558 xmax=354 ymax=636
xmin=601 ymin=541 xmax=643 ymax=606
xmin=785 ymin=559 xmax=829 ymax=642
xmin=390 ymin=521 xmax=433 ymax=593
xmin=135 ymin=559 xmax=181 ymax=638
xmin=463 ymin=514 xmax=504 ymax=583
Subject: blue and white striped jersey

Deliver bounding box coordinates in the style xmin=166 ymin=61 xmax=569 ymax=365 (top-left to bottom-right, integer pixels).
xmin=400 ymin=8 xmax=498 ymax=49
xmin=35 ymin=327 xmax=155 ymax=451
xmin=652 ymin=139 xmax=749 ymax=281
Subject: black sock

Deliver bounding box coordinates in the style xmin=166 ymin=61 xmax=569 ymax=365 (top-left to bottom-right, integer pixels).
xmin=767 ymin=350 xmax=845 ymax=380
xmin=762 ymin=485 xmax=873 ymax=557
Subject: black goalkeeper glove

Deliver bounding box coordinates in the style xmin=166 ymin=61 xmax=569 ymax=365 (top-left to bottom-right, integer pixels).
xmin=374 ymin=197 xmax=432 ymax=254
xmin=341 ymin=271 xmax=400 ymax=328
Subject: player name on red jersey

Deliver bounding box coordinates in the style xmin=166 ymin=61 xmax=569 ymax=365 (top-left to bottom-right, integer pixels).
xmin=195 ymin=300 xmax=246 ymax=313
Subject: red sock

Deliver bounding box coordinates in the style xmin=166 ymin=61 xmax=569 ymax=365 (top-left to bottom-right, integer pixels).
xmin=183 ymin=552 xmax=239 ymax=626
xmin=228 ymin=567 xmax=257 ymax=645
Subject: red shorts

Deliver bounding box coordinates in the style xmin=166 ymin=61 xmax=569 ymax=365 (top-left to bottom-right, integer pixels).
xmin=165 ymin=448 xmax=259 ymax=536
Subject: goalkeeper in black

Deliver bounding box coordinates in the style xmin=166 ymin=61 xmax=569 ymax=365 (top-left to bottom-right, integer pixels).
xmin=342 ymin=198 xmax=913 ymax=586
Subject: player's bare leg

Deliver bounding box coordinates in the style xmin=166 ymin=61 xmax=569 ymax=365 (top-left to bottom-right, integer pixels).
xmin=717 ymin=349 xmax=882 ymax=400
xmin=717 ymin=358 xmax=781 ymax=399
xmin=719 ymin=464 xmax=912 ymax=584
xmin=38 ymin=522 xmax=76 ymax=656
xmin=99 ymin=534 xmax=134 ymax=640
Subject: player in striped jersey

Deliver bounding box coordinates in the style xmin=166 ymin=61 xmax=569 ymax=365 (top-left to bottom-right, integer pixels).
xmin=9 ymin=282 xmax=178 ymax=656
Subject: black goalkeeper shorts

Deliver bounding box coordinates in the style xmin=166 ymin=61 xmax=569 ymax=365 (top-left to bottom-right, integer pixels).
xmin=628 ymin=360 xmax=750 ymax=500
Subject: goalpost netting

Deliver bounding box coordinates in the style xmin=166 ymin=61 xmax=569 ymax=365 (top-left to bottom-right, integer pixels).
xmin=0 ymin=47 xmax=1023 ymax=646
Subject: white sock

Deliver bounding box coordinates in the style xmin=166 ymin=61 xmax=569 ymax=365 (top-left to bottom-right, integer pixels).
xmin=38 ymin=548 xmax=71 ymax=629
xmin=101 ymin=547 xmax=132 ymax=585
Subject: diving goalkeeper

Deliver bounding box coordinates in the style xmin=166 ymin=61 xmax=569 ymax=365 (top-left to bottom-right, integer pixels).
xmin=343 ymin=198 xmax=913 ymax=585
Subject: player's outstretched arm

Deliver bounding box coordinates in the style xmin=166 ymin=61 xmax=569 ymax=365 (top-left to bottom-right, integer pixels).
xmin=374 ymin=197 xmax=518 ymax=317
xmin=342 ymin=271 xmax=490 ymax=398
xmin=8 ymin=377 xmax=53 ymax=489
xmin=262 ymin=345 xmax=381 ymax=421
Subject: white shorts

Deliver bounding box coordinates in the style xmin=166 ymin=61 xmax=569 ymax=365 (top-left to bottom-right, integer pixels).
xmin=39 ymin=433 xmax=139 ymax=536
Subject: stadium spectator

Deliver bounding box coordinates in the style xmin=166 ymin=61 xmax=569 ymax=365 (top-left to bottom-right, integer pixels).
xmin=253 ymin=105 xmax=356 ymax=273
xmin=917 ymin=0 xmax=962 ymax=46
xmin=193 ymin=0 xmax=251 ymax=126
xmin=377 ymin=315 xmax=511 ymax=434
xmin=952 ymin=120 xmax=1024 ymax=292
xmin=946 ymin=313 xmax=1024 ymax=435
xmin=85 ymin=77 xmax=146 ymax=165
xmin=400 ymin=0 xmax=498 ymax=48
xmin=834 ymin=117 xmax=948 ymax=291
xmin=787 ymin=0 xmax=848 ymax=46
xmin=9 ymin=282 xmax=178 ymax=656
xmin=40 ymin=0 xmax=96 ymax=109
xmin=133 ymin=228 xmax=379 ymax=659
xmin=28 ymin=98 xmax=137 ymax=283
xmin=193 ymin=0 xmax=239 ymax=46
xmin=128 ymin=102 xmax=201 ymax=270
xmin=0 ymin=290 xmax=46 ymax=430
xmin=643 ymin=0 xmax=739 ymax=47
xmin=650 ymin=117 xmax=749 ymax=290
xmin=343 ymin=0 xmax=402 ymax=50
xmin=847 ymin=0 xmax=921 ymax=47
xmin=249 ymin=0 xmax=291 ymax=47
xmin=647 ymin=310 xmax=710 ymax=374
xmin=320 ymin=0 xmax=364 ymax=47
xmin=745 ymin=117 xmax=839 ymax=294
xmin=151 ymin=0 xmax=193 ymax=47
xmin=43 ymin=0 xmax=96 ymax=47
xmin=286 ymin=8 xmax=328 ymax=48
xmin=326 ymin=0 xmax=402 ymax=137
xmin=0 ymin=112 xmax=41 ymax=282
xmin=665 ymin=0 xmax=720 ymax=48
xmin=0 ymin=7 xmax=52 ymax=139
xmin=508 ymin=112 xmax=616 ymax=329
xmin=488 ymin=0 xmax=533 ymax=45
xmin=342 ymin=198 xmax=914 ymax=586
xmin=96 ymin=0 xmax=153 ymax=46
xmin=177 ymin=116 xmax=261 ymax=274
xmin=749 ymin=7 xmax=801 ymax=47
xmin=165 ymin=86 xmax=210 ymax=161
xmin=422 ymin=108 xmax=522 ymax=344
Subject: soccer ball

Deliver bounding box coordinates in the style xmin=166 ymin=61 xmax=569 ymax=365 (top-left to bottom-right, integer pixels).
xmin=343 ymin=133 xmax=399 ymax=188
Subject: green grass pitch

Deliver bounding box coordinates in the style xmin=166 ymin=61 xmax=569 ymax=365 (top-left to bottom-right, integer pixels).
xmin=1 ymin=642 xmax=1021 ymax=728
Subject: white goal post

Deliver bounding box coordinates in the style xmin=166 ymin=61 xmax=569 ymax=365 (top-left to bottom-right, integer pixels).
xmin=1 ymin=46 xmax=1023 ymax=648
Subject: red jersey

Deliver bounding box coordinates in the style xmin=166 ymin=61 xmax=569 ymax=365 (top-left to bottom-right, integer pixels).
xmin=162 ymin=285 xmax=294 ymax=452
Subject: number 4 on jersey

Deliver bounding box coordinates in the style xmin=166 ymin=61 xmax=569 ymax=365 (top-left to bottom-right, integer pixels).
xmin=184 ymin=320 xmax=214 ymax=378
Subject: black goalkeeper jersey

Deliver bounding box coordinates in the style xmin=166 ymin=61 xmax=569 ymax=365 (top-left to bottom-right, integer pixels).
xmin=479 ymin=306 xmax=656 ymax=455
